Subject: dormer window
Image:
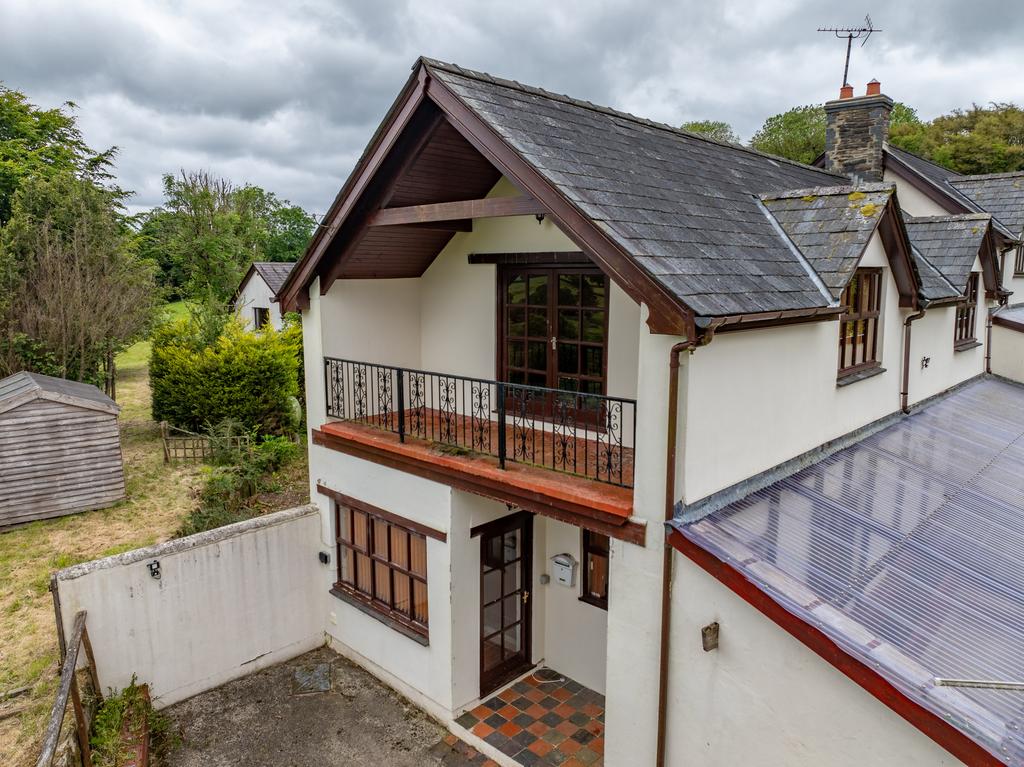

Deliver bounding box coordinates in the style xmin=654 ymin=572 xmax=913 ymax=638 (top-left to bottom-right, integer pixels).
xmin=838 ymin=269 xmax=882 ymax=379
xmin=954 ymin=273 xmax=980 ymax=349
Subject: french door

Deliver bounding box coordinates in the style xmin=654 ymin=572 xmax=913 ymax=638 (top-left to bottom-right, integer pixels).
xmin=500 ymin=267 xmax=609 ymax=397
xmin=479 ymin=513 xmax=533 ymax=696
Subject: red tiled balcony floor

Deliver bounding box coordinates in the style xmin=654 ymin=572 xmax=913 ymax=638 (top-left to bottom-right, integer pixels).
xmin=455 ymin=669 xmax=606 ymax=766
xmin=314 ymin=412 xmax=637 ymax=538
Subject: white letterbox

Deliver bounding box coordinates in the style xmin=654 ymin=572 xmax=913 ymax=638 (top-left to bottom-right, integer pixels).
xmin=551 ymin=553 xmax=577 ymax=587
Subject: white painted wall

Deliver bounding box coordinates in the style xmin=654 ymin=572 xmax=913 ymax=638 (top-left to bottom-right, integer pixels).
xmin=884 ymin=169 xmax=951 ymax=218
xmin=992 ymin=325 xmax=1024 ymax=383
xmin=664 ymin=554 xmax=963 ymax=766
xmin=53 ymin=507 xmax=323 ymax=707
xmin=681 ymin=234 xmax=904 ymax=503
xmin=320 ymin=277 xmax=422 ymax=369
xmin=1000 ymin=244 xmax=1024 ymax=301
xmin=236 ymin=272 xmax=285 ymax=330
xmin=537 ymin=517 xmax=608 ymax=694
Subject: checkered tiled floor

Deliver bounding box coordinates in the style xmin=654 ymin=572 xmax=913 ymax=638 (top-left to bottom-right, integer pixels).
xmin=454 ymin=669 xmax=605 ymax=766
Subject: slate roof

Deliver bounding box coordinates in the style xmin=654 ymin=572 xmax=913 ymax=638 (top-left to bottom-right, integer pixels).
xmin=674 ymin=378 xmax=1024 ymax=766
xmin=424 ymin=59 xmax=854 ymax=317
xmin=903 ymin=214 xmax=991 ymax=295
xmin=0 ymin=371 xmax=118 ymax=412
xmin=760 ymin=184 xmax=893 ymax=299
xmin=251 ymin=262 xmax=295 ymax=295
xmin=884 ymin=145 xmax=1021 ymax=239
xmin=950 ymin=173 xmax=1024 ymax=238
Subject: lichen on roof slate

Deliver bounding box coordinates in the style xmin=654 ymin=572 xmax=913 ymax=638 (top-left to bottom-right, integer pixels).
xmin=423 ymin=59 xmax=853 ymax=317
xmin=903 ymin=214 xmax=991 ymax=295
xmin=760 ymin=183 xmax=894 ymax=299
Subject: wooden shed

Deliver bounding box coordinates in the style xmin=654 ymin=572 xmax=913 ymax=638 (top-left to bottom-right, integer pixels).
xmin=0 ymin=371 xmax=125 ymax=528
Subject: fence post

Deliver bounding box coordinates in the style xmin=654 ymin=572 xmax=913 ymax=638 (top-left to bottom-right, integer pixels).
xmin=497 ymin=381 xmax=506 ymax=469
xmin=397 ymin=368 xmax=406 ymax=443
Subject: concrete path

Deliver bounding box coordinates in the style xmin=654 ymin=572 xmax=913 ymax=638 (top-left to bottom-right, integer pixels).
xmin=160 ymin=647 xmax=492 ymax=766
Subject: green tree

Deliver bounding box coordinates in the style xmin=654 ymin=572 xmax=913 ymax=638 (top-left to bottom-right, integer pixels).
xmin=681 ymin=120 xmax=740 ymax=144
xmin=0 ymin=85 xmax=119 ymax=226
xmin=751 ymin=101 xmax=920 ymax=165
xmin=890 ymin=103 xmax=1024 ymax=175
xmin=750 ymin=105 xmax=827 ymax=165
xmin=145 ymin=172 xmax=314 ymax=300
xmin=0 ymin=173 xmax=159 ymax=383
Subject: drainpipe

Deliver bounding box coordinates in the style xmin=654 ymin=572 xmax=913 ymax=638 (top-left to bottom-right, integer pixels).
xmin=901 ymin=306 xmax=927 ymax=414
xmin=986 ymin=308 xmax=994 ymax=375
xmin=655 ymin=337 xmax=697 ymax=767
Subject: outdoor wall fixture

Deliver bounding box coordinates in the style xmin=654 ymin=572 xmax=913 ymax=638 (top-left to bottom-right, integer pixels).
xmin=535 ymin=213 xmax=545 ymax=225
xmin=147 ymin=560 xmax=161 ymax=581
xmin=921 ymin=356 xmax=931 ymax=369
xmin=701 ymin=622 xmax=720 ymax=652
xmin=318 ymin=551 xmax=331 ymax=565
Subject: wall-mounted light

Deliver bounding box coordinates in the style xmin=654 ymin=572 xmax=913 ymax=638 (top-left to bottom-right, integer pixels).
xmin=535 ymin=213 xmax=546 ymax=225
xmin=702 ymin=622 xmax=720 ymax=652
xmin=147 ymin=560 xmax=161 ymax=580
xmin=318 ymin=551 xmax=331 ymax=565
xmin=921 ymin=356 xmax=931 ymax=369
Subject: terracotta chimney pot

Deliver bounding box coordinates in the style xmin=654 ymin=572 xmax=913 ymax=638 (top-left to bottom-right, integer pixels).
xmin=866 ymin=79 xmax=881 ymax=96
xmin=840 ymin=84 xmax=854 ymax=99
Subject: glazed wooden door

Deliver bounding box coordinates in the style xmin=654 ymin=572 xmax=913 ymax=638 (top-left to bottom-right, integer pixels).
xmin=479 ymin=513 xmax=533 ymax=696
xmin=501 ymin=267 xmax=609 ymax=396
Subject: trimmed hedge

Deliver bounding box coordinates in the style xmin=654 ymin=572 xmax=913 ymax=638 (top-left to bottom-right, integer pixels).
xmin=151 ymin=317 xmax=300 ymax=435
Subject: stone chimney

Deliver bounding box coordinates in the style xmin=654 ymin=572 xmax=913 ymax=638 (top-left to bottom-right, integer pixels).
xmin=824 ymin=80 xmax=893 ymax=182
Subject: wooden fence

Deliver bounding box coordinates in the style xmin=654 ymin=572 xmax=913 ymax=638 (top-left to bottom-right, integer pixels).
xmin=160 ymin=422 xmax=249 ymax=464
xmin=37 ymin=611 xmax=101 ymax=767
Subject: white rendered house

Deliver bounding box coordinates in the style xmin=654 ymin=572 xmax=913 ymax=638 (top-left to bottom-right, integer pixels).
xmin=276 ymin=59 xmax=1024 ymax=767
xmin=232 ymin=261 xmax=295 ymax=330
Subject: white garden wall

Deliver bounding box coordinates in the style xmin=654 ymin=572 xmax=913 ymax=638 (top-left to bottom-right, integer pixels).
xmin=53 ymin=506 xmax=323 ymax=707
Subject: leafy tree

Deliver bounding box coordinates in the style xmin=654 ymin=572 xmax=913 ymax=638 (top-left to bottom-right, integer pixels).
xmin=144 ymin=171 xmax=314 ymax=300
xmin=890 ymin=103 xmax=1024 ymax=175
xmin=0 ymin=173 xmax=159 ymax=384
xmin=0 ymin=85 xmax=120 ymax=226
xmin=750 ymin=101 xmax=920 ymax=165
xmin=681 ymin=120 xmax=740 ymax=144
xmin=750 ymin=105 xmax=827 ymax=165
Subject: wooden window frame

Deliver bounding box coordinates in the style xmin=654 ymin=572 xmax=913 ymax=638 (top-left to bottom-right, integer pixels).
xmin=253 ymin=307 xmax=270 ymax=328
xmin=331 ymin=497 xmax=432 ymax=643
xmin=954 ymin=272 xmax=980 ymax=349
xmin=1014 ymin=245 xmax=1024 ymax=277
xmin=580 ymin=530 xmax=609 ymax=611
xmin=837 ymin=268 xmax=883 ymax=380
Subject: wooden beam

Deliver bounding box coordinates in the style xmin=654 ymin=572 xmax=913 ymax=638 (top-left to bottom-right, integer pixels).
xmin=393 ymin=220 xmax=473 ymax=232
xmin=368 ymin=196 xmax=545 ymax=226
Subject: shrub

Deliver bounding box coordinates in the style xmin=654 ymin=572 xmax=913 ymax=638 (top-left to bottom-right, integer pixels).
xmin=91 ymin=675 xmax=178 ymax=765
xmin=150 ymin=316 xmax=300 ymax=435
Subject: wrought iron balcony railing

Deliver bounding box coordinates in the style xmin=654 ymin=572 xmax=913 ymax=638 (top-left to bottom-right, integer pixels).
xmin=324 ymin=357 xmax=636 ymax=488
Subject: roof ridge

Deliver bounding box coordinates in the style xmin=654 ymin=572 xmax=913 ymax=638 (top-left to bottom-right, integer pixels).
xmin=951 ymin=170 xmax=1024 ymax=182
xmin=760 ymin=182 xmax=892 ymax=201
xmin=904 ymin=213 xmax=991 ymax=223
xmin=419 ymin=57 xmax=849 ymax=181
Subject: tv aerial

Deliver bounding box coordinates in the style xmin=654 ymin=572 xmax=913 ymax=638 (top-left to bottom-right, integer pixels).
xmin=818 ymin=15 xmax=882 ymax=89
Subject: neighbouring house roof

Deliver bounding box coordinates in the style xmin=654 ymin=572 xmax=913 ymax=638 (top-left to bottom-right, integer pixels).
xmin=0 ymin=371 xmax=118 ymax=415
xmin=993 ymin=305 xmax=1024 ymax=333
xmin=903 ymin=214 xmax=993 ymax=298
xmin=234 ymin=261 xmax=295 ymax=306
xmin=425 ymin=60 xmax=855 ymax=317
xmin=760 ymin=184 xmax=895 ymax=300
xmin=884 ymin=145 xmax=1021 ymax=240
xmin=672 ymin=377 xmax=1024 ymax=766
xmin=251 ymin=262 xmax=295 ymax=295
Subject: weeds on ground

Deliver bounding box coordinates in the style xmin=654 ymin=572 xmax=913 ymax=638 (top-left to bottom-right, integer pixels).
xmin=174 ymin=428 xmax=302 ymax=538
xmin=90 ymin=676 xmax=179 ymax=766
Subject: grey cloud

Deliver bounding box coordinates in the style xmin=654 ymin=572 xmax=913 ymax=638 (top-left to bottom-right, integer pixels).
xmin=1 ymin=0 xmax=1022 ymax=215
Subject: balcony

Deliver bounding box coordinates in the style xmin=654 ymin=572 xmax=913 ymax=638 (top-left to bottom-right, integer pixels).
xmin=313 ymin=357 xmax=640 ymax=540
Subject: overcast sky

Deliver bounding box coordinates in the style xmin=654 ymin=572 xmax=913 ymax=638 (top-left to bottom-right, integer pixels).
xmin=2 ymin=0 xmax=1021 ymax=216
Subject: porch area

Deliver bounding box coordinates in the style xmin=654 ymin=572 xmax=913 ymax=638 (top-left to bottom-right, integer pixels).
xmin=455 ymin=668 xmax=606 ymax=766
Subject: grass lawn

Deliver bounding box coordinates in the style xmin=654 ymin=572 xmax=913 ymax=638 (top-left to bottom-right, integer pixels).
xmin=0 ymin=302 xmax=308 ymax=766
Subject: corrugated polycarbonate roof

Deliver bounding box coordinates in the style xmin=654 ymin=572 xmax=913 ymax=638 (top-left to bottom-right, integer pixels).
xmin=673 ymin=378 xmax=1024 ymax=764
